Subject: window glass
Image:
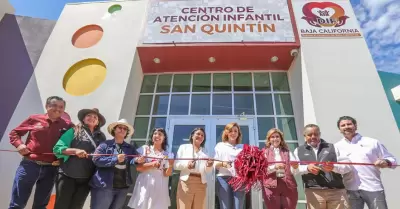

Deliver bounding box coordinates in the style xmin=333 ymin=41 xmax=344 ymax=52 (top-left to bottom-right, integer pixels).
xmin=132 ymin=117 xmax=149 ymax=139
xmin=213 ymin=73 xmax=231 ymax=92
xmin=257 ymin=117 xmax=275 ymax=143
xmin=170 ymin=95 xmax=190 ymax=115
xmin=274 ymin=94 xmax=294 ymax=115
xmin=277 ymin=117 xmax=298 ymax=141
xmin=255 ymin=94 xmax=274 ymax=115
xmin=152 ymin=95 xmax=169 ymax=115
xmin=233 ymin=73 xmax=252 ymax=91
xmin=254 ymin=72 xmax=271 ymax=91
xmin=191 ymin=94 xmax=210 ymax=115
xmin=271 ymin=72 xmax=290 ymax=91
xmin=193 ymin=74 xmax=211 ymax=92
xmin=140 ymin=75 xmax=156 ymax=93
xmin=136 ymin=95 xmax=153 ymax=115
xmin=172 ymin=74 xmax=191 ymax=92
xmin=212 ymin=94 xmax=232 ymax=115
xmin=234 ymin=94 xmax=254 ymax=115
xmin=149 ymin=117 xmax=167 ymax=131
xmin=156 ymin=74 xmax=172 ymax=93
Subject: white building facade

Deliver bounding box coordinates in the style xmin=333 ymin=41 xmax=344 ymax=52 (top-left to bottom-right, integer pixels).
xmin=0 ymin=0 xmax=399 ymax=208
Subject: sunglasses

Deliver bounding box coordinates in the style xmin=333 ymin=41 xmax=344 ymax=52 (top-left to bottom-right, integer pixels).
xmin=117 ymin=126 xmax=128 ymax=131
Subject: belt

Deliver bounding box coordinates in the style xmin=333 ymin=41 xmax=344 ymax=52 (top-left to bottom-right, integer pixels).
xmin=189 ymin=173 xmax=202 ymax=178
xmin=23 ymin=157 xmax=58 ymax=166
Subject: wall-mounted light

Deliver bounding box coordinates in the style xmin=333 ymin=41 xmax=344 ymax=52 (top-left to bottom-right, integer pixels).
xmin=271 ymin=56 xmax=279 ymax=63
xmin=153 ymin=58 xmax=160 ymax=64
xmin=209 ymin=57 xmax=216 ymax=63
xmin=290 ymin=49 xmax=299 ymax=57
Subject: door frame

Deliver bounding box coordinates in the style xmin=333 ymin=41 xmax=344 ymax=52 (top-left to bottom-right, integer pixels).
xmin=166 ymin=116 xmax=261 ymax=209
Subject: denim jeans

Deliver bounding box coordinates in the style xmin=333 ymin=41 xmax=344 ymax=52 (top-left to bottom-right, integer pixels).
xmin=347 ymin=190 xmax=388 ymax=209
xmin=216 ymin=176 xmax=245 ymax=209
xmin=91 ymin=188 xmax=129 ymax=209
xmin=9 ymin=159 xmax=57 ymax=209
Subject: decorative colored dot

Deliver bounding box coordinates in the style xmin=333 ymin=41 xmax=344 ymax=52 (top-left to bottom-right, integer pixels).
xmin=71 ymin=25 xmax=103 ymax=48
xmin=108 ymin=4 xmax=122 ymax=14
xmin=63 ymin=59 xmax=107 ymax=96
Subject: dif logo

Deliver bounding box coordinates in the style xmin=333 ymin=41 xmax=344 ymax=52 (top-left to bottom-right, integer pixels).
xmin=301 ymin=2 xmax=349 ymax=28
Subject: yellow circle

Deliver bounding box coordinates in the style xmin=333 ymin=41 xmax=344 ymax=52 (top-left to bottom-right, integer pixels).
xmin=63 ymin=59 xmax=107 ymax=96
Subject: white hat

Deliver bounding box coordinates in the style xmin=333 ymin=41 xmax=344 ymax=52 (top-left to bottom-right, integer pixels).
xmin=107 ymin=119 xmax=134 ymax=137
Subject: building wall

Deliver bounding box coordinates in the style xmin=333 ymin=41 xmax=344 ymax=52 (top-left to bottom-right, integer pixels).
xmin=378 ymin=71 xmax=400 ymax=129
xmin=0 ymin=1 xmax=147 ymax=208
xmin=0 ymin=0 xmax=14 ymax=20
xmin=33 ymin=0 xmax=148 ymax=137
xmin=292 ymin=0 xmax=400 ymax=207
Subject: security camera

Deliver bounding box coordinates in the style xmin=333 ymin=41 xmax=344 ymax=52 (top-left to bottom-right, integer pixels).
xmin=290 ymin=49 xmax=299 ymax=57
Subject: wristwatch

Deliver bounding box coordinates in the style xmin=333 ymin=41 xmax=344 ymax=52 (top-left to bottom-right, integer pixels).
xmin=384 ymin=159 xmax=392 ymax=167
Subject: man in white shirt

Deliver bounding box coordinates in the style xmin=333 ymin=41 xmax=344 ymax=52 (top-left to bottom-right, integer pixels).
xmin=334 ymin=116 xmax=397 ymax=209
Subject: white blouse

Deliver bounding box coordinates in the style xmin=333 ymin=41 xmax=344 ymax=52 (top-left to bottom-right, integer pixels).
xmin=174 ymin=144 xmax=212 ymax=184
xmin=214 ymin=142 xmax=243 ymax=177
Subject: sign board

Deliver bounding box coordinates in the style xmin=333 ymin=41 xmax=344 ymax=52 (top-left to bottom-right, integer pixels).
xmin=292 ymin=0 xmax=362 ymax=38
xmin=142 ymin=0 xmax=296 ymax=43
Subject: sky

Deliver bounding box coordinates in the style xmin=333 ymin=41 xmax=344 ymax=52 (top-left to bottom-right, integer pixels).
xmin=8 ymin=0 xmax=400 ymax=73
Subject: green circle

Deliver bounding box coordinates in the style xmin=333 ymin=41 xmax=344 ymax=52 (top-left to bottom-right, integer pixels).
xmin=108 ymin=4 xmax=122 ymax=14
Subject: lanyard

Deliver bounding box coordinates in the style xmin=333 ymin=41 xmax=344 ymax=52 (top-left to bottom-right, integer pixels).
xmin=116 ymin=144 xmax=123 ymax=154
xmin=83 ymin=129 xmax=97 ymax=148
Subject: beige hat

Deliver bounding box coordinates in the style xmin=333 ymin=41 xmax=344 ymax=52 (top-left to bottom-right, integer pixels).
xmin=107 ymin=119 xmax=134 ymax=137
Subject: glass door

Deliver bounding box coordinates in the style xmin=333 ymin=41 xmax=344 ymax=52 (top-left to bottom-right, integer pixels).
xmin=210 ymin=118 xmax=259 ymax=209
xmin=167 ymin=117 xmax=259 ymax=209
xmin=167 ymin=118 xmax=211 ymax=209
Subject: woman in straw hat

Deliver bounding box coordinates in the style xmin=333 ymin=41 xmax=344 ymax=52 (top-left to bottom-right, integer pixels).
xmin=90 ymin=119 xmax=145 ymax=209
xmin=128 ymin=128 xmax=175 ymax=209
xmin=53 ymin=108 xmax=107 ymax=209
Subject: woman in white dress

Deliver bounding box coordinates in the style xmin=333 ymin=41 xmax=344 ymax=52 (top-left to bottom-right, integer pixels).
xmin=128 ymin=128 xmax=174 ymax=209
xmin=174 ymin=127 xmax=214 ymax=209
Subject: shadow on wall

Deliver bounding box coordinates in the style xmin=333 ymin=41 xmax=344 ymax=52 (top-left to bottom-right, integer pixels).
xmin=0 ymin=14 xmax=55 ymax=208
xmin=0 ymin=74 xmax=44 ymax=208
xmin=0 ymin=14 xmax=35 ymax=140
xmin=0 ymin=14 xmax=55 ymax=140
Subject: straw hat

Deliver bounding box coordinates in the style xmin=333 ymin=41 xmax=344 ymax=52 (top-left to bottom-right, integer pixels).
xmin=107 ymin=119 xmax=134 ymax=137
xmin=77 ymin=108 xmax=106 ymax=127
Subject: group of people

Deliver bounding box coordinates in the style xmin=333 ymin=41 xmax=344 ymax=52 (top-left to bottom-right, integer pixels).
xmin=264 ymin=120 xmax=397 ymax=209
xmin=6 ymin=95 xmax=397 ymax=209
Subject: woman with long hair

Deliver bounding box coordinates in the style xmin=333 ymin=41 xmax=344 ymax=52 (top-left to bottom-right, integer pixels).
xmin=214 ymin=122 xmax=245 ymax=209
xmin=128 ymin=128 xmax=175 ymax=209
xmin=174 ymin=127 xmax=214 ymax=209
xmin=53 ymin=108 xmax=106 ymax=209
xmin=262 ymin=128 xmax=299 ymax=209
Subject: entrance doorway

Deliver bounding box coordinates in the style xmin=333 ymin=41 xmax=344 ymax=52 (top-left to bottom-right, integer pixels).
xmin=167 ymin=116 xmax=263 ymax=209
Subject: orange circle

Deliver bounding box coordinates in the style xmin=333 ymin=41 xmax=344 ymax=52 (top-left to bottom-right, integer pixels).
xmin=72 ymin=25 xmax=103 ymax=48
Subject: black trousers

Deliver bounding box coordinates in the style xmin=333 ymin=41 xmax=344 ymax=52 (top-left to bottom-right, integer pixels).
xmin=54 ymin=173 xmax=91 ymax=209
